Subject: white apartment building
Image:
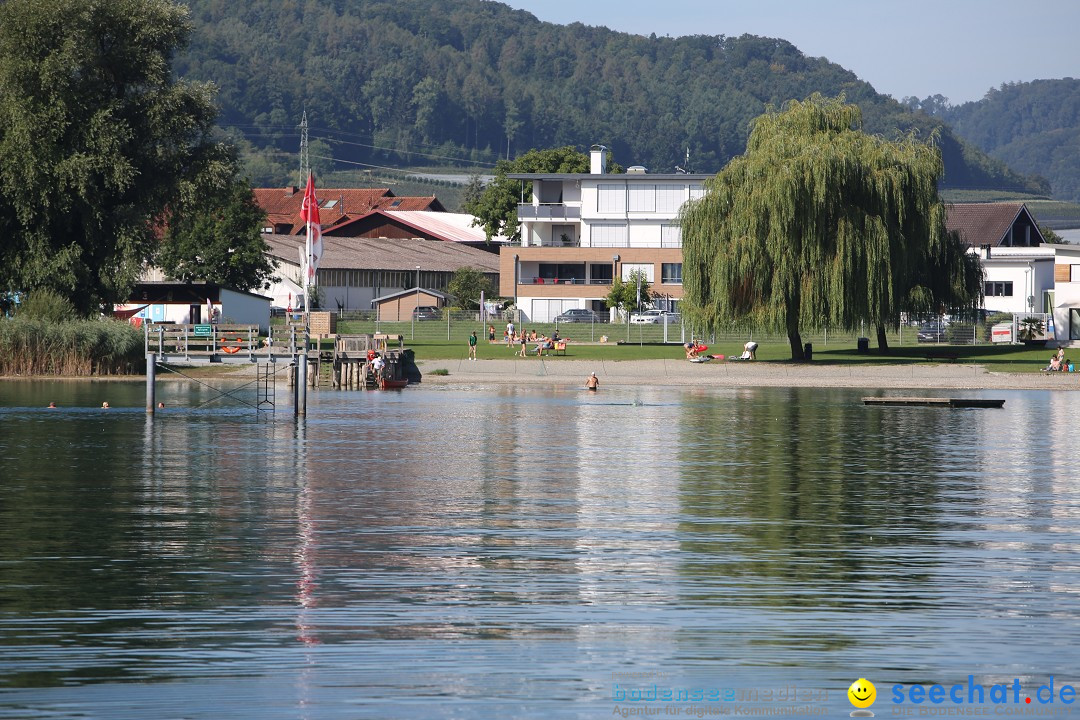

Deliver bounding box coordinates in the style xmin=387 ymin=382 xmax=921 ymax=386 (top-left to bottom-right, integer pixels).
xmin=498 ymin=146 xmax=711 ymax=323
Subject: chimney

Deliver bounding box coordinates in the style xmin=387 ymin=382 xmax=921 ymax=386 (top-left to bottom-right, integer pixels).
xmin=285 ymin=186 xmax=298 ymax=196
xmin=590 ymin=144 xmax=607 ymax=175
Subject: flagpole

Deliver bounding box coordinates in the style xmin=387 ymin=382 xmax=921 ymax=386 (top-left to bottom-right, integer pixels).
xmin=305 ymin=219 xmax=312 ymax=316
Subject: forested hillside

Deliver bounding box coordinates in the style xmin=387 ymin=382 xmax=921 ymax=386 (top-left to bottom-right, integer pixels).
xmin=907 ymin=79 xmax=1080 ymax=202
xmin=177 ymin=0 xmax=1044 ymax=195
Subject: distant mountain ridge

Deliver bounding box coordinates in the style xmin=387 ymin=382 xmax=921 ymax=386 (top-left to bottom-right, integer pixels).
xmin=907 ymin=79 xmax=1080 ymax=202
xmin=177 ymin=0 xmax=1046 ymax=195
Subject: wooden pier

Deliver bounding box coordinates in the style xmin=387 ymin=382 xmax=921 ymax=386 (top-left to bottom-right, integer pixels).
xmin=862 ymin=397 xmax=1005 ymax=408
xmin=143 ymin=324 xmax=417 ymax=417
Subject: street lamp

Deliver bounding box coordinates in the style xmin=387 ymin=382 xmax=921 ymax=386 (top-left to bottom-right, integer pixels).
xmin=413 ymin=265 xmax=421 ymax=340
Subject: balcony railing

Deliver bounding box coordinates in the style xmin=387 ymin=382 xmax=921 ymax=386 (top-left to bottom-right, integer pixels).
xmin=519 ymin=277 xmax=612 ymax=286
xmin=516 ymin=204 xmax=581 ymax=221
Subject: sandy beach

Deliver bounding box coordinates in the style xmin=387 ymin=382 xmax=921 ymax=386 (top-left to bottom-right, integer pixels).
xmin=414 ymin=357 xmax=1080 ymax=391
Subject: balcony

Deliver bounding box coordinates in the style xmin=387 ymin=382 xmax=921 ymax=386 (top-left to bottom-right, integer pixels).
xmin=516 ymin=204 xmax=581 ymax=221
xmin=519 ymin=277 xmax=612 ymax=286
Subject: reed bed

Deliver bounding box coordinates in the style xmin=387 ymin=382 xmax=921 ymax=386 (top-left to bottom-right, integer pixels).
xmin=0 ymin=317 xmax=144 ymax=376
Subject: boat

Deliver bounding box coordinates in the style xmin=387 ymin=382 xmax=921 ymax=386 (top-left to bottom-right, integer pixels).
xmin=378 ymin=377 xmax=409 ymax=390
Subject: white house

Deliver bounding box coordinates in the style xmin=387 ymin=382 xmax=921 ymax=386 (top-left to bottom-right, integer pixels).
xmin=499 ymin=146 xmax=711 ymax=322
xmin=951 ymin=203 xmax=1054 ymax=315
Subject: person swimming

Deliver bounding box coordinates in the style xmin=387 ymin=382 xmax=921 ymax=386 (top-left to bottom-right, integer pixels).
xmin=585 ymin=372 xmax=599 ymax=391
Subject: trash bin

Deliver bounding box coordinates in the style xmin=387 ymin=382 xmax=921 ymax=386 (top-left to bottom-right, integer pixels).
xmin=803 ymin=342 xmax=813 ymax=361
xmin=857 ymin=337 xmax=869 ymax=354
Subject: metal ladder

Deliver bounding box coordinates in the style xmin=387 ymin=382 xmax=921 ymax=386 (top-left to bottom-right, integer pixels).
xmin=256 ymin=363 xmax=275 ymax=412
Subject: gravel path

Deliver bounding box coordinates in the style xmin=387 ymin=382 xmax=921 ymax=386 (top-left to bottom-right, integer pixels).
xmin=415 ymin=358 xmax=1079 ymax=391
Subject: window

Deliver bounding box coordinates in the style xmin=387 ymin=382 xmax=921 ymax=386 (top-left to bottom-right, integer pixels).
xmin=1072 ymin=265 xmax=1080 ymax=282
xmin=621 ymin=262 xmax=654 ymax=282
xmin=597 ymin=184 xmax=626 ymax=213
xmin=662 ymin=263 xmax=683 ymax=284
xmin=628 ymin=184 xmax=656 ymax=212
xmin=590 ymin=263 xmax=614 ymax=283
xmin=661 ymin=224 xmax=682 ymax=248
xmin=984 ymin=281 xmax=1013 ymax=297
xmin=591 ymin=223 xmax=628 ymax=247
xmin=689 ymin=184 xmax=705 ymax=200
xmin=657 ymin=185 xmax=684 ymax=213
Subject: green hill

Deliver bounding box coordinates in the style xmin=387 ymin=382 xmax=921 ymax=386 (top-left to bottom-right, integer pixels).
xmin=178 ymin=0 xmax=1046 ymax=196
xmin=909 ymin=79 xmax=1080 ymax=203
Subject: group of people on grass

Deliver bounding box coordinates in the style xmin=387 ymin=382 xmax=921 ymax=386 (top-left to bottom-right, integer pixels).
xmin=1046 ymin=347 xmax=1075 ymax=372
xmin=684 ymin=340 xmax=757 ymax=361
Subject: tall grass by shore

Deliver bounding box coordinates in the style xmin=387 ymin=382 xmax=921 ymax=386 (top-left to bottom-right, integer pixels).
xmin=0 ymin=317 xmax=144 ymax=376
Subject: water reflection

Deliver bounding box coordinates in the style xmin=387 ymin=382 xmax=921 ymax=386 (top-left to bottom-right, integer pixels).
xmin=1 ymin=382 xmax=1079 ymax=718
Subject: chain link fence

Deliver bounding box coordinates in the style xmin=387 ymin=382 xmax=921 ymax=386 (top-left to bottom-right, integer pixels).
xmin=271 ymin=308 xmax=1052 ymax=348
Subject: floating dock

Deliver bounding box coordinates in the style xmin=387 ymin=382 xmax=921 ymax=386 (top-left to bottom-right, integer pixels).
xmin=862 ymin=397 xmax=1005 ymax=408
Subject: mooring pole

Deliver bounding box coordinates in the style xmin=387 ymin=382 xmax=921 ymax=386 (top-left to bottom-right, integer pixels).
xmin=146 ymin=353 xmax=156 ymax=414
xmin=296 ymin=353 xmax=308 ymax=416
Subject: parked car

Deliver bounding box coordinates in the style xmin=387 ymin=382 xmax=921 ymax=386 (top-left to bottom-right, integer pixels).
xmin=412 ymin=305 xmax=441 ymax=321
xmin=554 ymin=308 xmax=603 ymax=323
xmin=917 ymin=322 xmax=947 ymax=342
xmin=630 ymin=309 xmax=680 ymax=324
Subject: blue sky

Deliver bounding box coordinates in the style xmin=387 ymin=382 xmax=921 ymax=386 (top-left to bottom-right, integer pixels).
xmin=501 ymin=0 xmax=1080 ymax=105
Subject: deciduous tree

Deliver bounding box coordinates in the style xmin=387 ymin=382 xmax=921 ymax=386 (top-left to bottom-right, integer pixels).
xmin=0 ymin=0 xmax=227 ymax=314
xmin=681 ymin=94 xmax=981 ymax=359
xmin=157 ymin=176 xmax=275 ymax=292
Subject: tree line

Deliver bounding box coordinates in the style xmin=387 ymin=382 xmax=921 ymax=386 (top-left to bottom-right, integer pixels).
xmin=177 ymin=0 xmax=1045 ymax=196
xmin=905 ymin=79 xmax=1080 ymax=202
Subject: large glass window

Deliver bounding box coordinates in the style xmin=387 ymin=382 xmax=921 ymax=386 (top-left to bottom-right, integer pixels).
xmin=662 ymin=263 xmax=683 ymax=284
xmin=657 ymin=185 xmax=684 ymax=213
xmin=621 ymin=262 xmax=654 ymax=282
xmin=591 ymin=223 xmax=628 ymax=247
xmin=661 ymin=224 xmax=682 ymax=248
xmin=590 ymin=263 xmax=614 ymax=283
xmin=628 ymin=184 xmax=656 ymax=212
xmin=984 ymin=281 xmax=1013 ymax=297
xmin=597 ymin=184 xmax=626 ymax=213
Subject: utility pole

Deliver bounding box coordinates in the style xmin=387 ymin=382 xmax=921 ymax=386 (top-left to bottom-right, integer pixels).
xmin=298 ymin=109 xmax=309 ymax=189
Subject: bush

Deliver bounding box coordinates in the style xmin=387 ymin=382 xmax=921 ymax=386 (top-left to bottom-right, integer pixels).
xmin=17 ymin=289 xmax=79 ymax=322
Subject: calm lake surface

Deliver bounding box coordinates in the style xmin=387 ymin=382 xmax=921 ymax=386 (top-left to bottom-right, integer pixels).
xmin=1 ymin=379 xmax=1079 ymax=718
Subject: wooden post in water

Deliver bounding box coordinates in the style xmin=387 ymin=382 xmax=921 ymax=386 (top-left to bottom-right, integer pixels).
xmin=296 ymin=353 xmax=307 ymax=416
xmin=146 ymin=353 xmax=156 ymax=414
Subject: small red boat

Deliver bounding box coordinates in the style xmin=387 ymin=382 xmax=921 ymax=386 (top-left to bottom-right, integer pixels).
xmin=378 ymin=377 xmax=409 ymax=390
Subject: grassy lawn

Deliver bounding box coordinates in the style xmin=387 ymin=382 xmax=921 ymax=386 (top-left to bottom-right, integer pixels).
xmin=405 ymin=336 xmax=1059 ymax=372
xmin=281 ymin=317 xmax=1062 ymax=372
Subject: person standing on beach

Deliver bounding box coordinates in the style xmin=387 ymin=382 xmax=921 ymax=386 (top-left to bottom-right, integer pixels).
xmin=506 ymin=321 xmax=515 ymax=346
xmin=519 ymin=332 xmax=528 ymax=358
xmin=468 ymin=331 xmax=478 ymax=360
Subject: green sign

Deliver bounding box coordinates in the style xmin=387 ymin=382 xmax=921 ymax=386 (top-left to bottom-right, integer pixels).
xmin=194 ymin=324 xmax=212 ymax=337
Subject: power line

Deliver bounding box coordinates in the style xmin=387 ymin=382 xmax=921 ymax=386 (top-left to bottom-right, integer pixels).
xmin=220 ymin=123 xmax=499 ymax=167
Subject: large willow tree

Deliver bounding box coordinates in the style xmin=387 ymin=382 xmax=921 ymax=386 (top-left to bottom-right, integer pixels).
xmin=681 ymin=94 xmax=981 ymax=360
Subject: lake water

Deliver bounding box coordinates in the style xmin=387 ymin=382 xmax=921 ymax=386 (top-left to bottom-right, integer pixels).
xmin=2 ymin=380 xmax=1079 ymax=718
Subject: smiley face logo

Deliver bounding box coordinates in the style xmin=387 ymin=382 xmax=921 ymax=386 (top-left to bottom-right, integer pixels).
xmin=847 ymin=678 xmax=876 ymax=709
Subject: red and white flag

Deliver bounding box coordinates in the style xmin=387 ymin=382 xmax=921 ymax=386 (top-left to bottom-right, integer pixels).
xmin=299 ymin=173 xmax=323 ymax=283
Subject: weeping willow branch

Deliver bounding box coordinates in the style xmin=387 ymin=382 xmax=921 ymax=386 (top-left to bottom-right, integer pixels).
xmin=681 ymin=93 xmax=983 ymax=359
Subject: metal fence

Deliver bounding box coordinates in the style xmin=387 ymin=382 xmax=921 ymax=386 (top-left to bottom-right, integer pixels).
xmin=282 ymin=309 xmax=1029 ymax=347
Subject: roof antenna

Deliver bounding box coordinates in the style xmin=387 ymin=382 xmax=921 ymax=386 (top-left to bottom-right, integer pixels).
xmin=675 ymin=147 xmax=691 ymax=174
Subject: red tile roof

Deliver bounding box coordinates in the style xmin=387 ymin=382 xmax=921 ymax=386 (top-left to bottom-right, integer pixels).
xmin=253 ymin=187 xmax=445 ymax=235
xmin=945 ymin=202 xmax=1029 ymax=246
